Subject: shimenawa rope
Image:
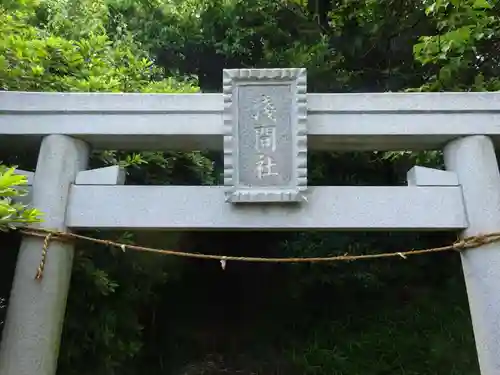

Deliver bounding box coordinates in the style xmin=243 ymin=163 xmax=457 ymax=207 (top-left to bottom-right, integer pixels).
xmin=18 ymin=227 xmax=500 ymax=281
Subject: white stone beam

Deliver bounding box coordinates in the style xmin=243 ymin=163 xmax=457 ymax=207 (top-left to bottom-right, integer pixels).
xmin=65 ymin=185 xmax=467 ymax=230
xmin=75 ymin=166 xmax=125 ymax=185
xmin=407 ymin=166 xmax=459 ymax=186
xmin=2 ymin=91 xmax=500 ymax=151
xmin=13 ymin=166 xmax=125 ymax=206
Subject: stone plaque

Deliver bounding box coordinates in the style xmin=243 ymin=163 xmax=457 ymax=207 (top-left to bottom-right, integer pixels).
xmin=223 ymin=68 xmax=307 ymax=203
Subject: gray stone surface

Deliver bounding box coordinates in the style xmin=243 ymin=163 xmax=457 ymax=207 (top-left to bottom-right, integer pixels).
xmin=75 ymin=166 xmax=125 ymax=185
xmin=0 ymin=135 xmax=89 ymax=375
xmin=406 ymin=166 xmax=459 ymax=186
xmin=236 ymin=85 xmax=294 ymax=187
xmin=444 ymin=135 xmax=500 ymax=375
xmin=2 ymin=75 xmax=500 ymax=375
xmin=65 ymin=185 xmax=467 ymax=230
xmin=223 ymin=68 xmax=307 ymax=203
xmin=3 ymin=91 xmax=500 ymax=151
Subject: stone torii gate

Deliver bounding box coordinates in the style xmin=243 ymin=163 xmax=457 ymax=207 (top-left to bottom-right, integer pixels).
xmin=0 ymin=68 xmax=500 ymax=375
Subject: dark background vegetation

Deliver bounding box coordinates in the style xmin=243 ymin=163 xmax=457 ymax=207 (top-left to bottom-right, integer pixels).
xmin=2 ymin=0 xmax=499 ymax=373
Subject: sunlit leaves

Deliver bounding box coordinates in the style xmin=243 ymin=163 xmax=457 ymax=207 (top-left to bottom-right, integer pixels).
xmin=0 ymin=3 xmax=212 ymax=374
xmin=473 ymin=0 xmax=492 ymax=9
xmin=414 ymin=0 xmax=499 ymax=91
xmin=0 ymin=165 xmax=43 ymax=231
xmin=0 ymin=2 xmax=200 ymax=93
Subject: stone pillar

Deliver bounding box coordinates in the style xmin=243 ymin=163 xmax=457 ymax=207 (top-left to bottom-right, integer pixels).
xmin=0 ymin=135 xmax=89 ymax=375
xmin=444 ymin=135 xmax=500 ymax=375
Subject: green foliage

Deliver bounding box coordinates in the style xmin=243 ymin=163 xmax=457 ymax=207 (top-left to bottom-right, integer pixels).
xmin=287 ymin=282 xmax=477 ymax=375
xmin=413 ymin=0 xmax=500 ymax=91
xmin=105 ymin=0 xmax=338 ymax=91
xmin=0 ymin=165 xmax=42 ymax=230
xmin=0 ymin=1 xmax=198 ymax=93
xmin=60 ymin=238 xmax=172 ymax=374
xmin=0 ymin=2 xmax=214 ymax=374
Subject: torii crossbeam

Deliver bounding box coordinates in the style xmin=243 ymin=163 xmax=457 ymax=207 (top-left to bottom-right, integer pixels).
xmin=0 ymin=69 xmax=499 ymax=375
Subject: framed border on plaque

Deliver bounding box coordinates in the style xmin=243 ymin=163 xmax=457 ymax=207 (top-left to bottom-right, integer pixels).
xmin=223 ymin=68 xmax=307 ymax=203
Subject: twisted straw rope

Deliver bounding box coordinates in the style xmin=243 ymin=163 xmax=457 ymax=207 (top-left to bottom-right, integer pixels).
xmin=18 ymin=227 xmax=500 ymax=280
xmin=34 ymin=233 xmax=52 ymax=280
